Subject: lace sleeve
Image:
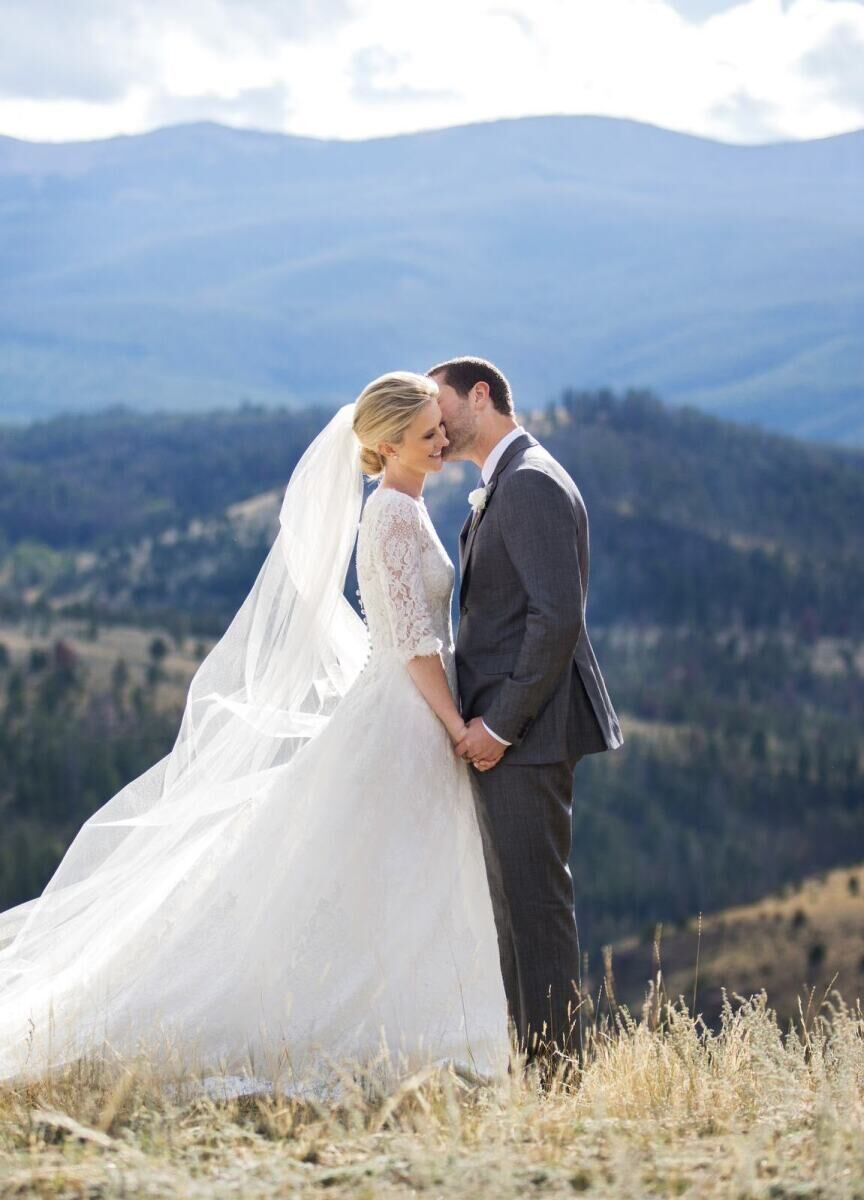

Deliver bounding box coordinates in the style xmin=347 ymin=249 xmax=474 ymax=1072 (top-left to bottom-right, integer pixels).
xmin=372 ymin=493 xmax=444 ymax=662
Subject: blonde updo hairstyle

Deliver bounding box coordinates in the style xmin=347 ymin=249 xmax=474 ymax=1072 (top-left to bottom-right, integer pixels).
xmin=352 ymin=371 xmax=439 ymax=478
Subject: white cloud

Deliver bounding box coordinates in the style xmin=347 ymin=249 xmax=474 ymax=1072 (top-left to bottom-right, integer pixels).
xmin=148 ymin=84 xmax=294 ymax=131
xmin=350 ymin=46 xmax=457 ymax=106
xmin=666 ymin=0 xmax=746 ymax=21
xmin=0 ymin=3 xmax=151 ymax=103
xmin=0 ymin=0 xmax=861 ymax=144
xmin=802 ymin=18 xmax=864 ymax=107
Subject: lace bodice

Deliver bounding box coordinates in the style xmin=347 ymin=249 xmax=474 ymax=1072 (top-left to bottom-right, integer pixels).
xmin=355 ymin=486 xmax=455 ymax=678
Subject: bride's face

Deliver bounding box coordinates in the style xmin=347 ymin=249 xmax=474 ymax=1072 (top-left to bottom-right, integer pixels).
xmin=382 ymin=397 xmax=449 ymax=476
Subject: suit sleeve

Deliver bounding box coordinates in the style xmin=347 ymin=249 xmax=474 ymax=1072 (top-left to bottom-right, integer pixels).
xmin=481 ymin=469 xmax=584 ymax=746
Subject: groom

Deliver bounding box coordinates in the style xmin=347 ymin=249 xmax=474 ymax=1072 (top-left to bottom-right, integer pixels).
xmin=428 ymin=356 xmax=623 ymax=1078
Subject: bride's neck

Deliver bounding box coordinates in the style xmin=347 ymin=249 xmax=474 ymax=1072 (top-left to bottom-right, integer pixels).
xmin=379 ymin=462 xmax=425 ymax=499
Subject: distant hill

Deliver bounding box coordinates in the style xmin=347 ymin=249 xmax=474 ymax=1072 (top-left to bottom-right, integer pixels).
xmin=605 ymin=859 xmax=864 ymax=1031
xmin=1 ymin=393 xmax=861 ymax=956
xmin=0 ymin=116 xmax=862 ymax=443
xmin=1 ymin=389 xmax=862 ymax=636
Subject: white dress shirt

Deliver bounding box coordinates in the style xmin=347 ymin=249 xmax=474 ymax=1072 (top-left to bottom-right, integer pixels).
xmin=476 ymin=426 xmax=525 ymax=748
xmin=480 ymin=425 xmax=525 ymax=485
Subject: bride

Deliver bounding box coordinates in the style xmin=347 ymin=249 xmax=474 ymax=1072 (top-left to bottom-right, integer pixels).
xmin=0 ymin=371 xmax=512 ymax=1096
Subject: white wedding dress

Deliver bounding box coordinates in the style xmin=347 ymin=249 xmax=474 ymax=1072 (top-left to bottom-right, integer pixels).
xmin=0 ymin=408 xmax=510 ymax=1097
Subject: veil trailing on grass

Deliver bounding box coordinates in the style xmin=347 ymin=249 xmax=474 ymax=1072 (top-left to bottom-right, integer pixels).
xmin=0 ymin=401 xmax=368 ymax=968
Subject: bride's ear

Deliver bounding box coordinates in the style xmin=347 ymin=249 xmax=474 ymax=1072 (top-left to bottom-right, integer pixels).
xmin=378 ymin=440 xmax=398 ymax=461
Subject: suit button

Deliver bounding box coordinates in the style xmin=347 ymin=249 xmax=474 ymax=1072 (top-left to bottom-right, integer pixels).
xmin=460 ymin=605 xmax=468 ymax=616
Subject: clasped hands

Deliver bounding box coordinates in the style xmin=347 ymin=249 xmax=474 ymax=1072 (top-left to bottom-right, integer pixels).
xmin=452 ymin=716 xmax=507 ymax=773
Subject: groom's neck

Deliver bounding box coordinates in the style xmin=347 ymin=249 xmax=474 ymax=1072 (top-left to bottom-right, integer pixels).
xmin=468 ymin=417 xmax=519 ymax=469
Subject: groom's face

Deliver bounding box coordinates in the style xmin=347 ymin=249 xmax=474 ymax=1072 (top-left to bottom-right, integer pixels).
xmin=432 ymin=376 xmax=477 ymax=461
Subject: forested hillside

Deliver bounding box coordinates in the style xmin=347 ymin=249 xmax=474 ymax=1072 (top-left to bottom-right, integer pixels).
xmin=2 ymin=388 xmax=861 ymax=634
xmin=0 ymin=389 xmax=861 ymax=1000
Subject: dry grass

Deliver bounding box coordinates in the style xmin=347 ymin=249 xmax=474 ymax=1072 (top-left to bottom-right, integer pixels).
xmin=2 ymin=982 xmax=863 ymax=1198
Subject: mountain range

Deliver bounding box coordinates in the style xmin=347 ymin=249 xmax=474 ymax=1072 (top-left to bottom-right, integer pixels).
xmin=1 ymin=116 xmax=861 ymax=443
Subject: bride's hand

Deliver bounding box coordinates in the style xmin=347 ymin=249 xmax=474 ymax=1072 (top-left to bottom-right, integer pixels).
xmin=449 ymin=722 xmax=469 ymax=747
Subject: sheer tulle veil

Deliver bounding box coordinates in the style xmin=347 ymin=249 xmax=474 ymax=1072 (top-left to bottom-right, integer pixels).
xmin=0 ymin=401 xmax=368 ymax=976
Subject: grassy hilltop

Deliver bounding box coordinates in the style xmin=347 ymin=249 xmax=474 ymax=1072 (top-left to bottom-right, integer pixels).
xmin=1 ymin=986 xmax=862 ymax=1198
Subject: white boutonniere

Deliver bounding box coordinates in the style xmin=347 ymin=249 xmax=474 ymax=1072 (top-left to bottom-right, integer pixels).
xmin=467 ymin=485 xmax=489 ymax=515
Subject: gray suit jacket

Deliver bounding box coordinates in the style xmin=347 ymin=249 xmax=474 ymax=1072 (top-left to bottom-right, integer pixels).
xmin=455 ymin=432 xmax=623 ymax=767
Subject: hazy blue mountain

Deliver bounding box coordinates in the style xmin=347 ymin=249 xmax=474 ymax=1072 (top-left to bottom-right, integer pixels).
xmin=0 ymin=116 xmax=861 ymax=442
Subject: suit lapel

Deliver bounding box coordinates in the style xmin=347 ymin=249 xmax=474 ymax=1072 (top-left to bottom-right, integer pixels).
xmin=461 ymin=476 xmax=498 ymax=578
xmin=458 ymin=510 xmax=472 ymax=577
xmin=459 ymin=432 xmax=536 ymax=604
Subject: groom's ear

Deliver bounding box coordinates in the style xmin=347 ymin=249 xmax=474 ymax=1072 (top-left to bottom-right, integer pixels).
xmin=471 ymin=381 xmax=491 ymax=409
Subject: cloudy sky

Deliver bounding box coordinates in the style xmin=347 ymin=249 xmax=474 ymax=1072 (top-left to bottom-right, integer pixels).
xmin=1 ymin=0 xmax=862 ymax=145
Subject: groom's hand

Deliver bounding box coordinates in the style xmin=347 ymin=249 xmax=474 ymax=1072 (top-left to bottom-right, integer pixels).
xmin=455 ymin=718 xmax=507 ymax=771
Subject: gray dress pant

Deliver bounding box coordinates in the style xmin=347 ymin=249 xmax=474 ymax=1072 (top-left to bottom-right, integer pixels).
xmin=470 ymin=758 xmax=583 ymax=1064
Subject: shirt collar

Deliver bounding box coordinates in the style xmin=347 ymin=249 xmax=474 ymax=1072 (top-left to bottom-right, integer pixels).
xmin=481 ymin=426 xmax=525 ymax=485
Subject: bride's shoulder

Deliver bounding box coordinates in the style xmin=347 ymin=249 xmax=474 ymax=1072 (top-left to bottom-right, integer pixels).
xmin=363 ymin=486 xmax=424 ymax=518
xmin=360 ymin=487 xmax=427 ymax=547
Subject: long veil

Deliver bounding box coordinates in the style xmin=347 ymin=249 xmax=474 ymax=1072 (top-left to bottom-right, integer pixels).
xmin=0 ymin=402 xmax=369 ymax=1046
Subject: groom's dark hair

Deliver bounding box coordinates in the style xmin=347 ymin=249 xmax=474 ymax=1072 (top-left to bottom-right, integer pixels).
xmin=427 ymin=356 xmax=514 ymax=416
